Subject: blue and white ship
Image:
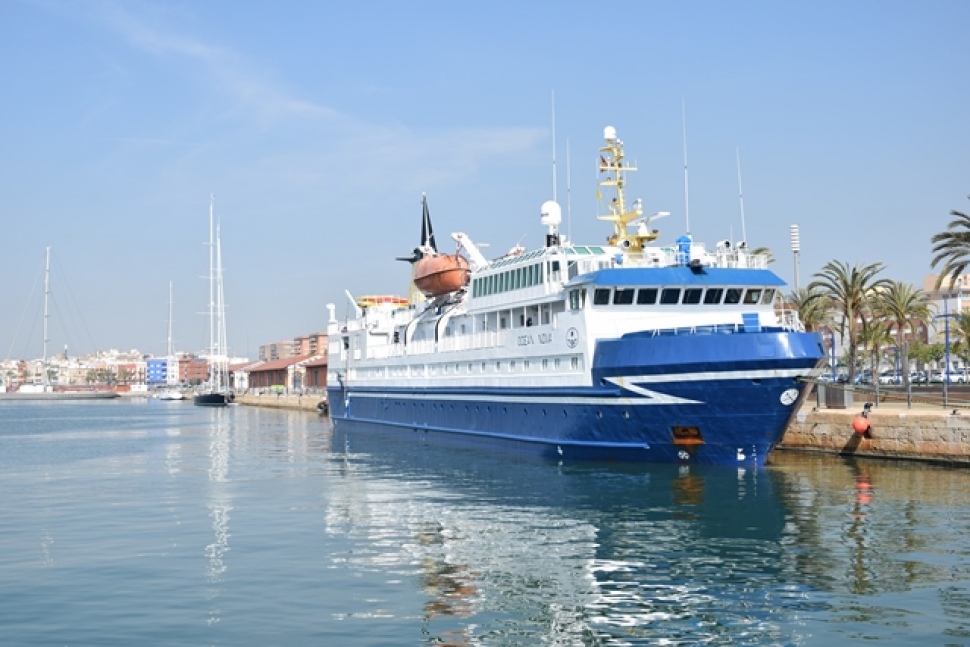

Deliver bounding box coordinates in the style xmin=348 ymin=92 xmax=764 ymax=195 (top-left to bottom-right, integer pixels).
xmin=326 ymin=126 xmax=826 ymax=465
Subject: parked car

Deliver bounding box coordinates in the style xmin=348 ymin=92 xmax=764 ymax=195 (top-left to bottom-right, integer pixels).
xmin=878 ymin=370 xmax=902 ymax=385
xmin=930 ymin=370 xmax=966 ymax=384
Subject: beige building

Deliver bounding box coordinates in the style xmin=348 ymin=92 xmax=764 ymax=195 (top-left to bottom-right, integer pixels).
xmin=259 ymin=333 xmax=328 ymax=361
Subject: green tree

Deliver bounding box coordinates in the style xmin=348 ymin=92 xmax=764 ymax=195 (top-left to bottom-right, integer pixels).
xmin=808 ymin=260 xmax=891 ymax=384
xmin=788 ymin=286 xmax=831 ymax=332
xmin=945 ymin=312 xmax=970 ymax=376
xmin=875 ymin=281 xmax=933 ymax=388
xmin=930 ymin=195 xmax=970 ymax=289
xmin=908 ymin=341 xmax=938 ymax=381
xmin=947 ymin=311 xmax=970 ymax=347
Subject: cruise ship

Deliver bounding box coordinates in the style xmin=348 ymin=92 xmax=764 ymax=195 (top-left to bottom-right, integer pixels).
xmin=326 ymin=126 xmax=826 ymax=465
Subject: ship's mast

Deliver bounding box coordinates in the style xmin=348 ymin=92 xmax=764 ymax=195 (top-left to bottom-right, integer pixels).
xmin=597 ymin=127 xmax=652 ymax=250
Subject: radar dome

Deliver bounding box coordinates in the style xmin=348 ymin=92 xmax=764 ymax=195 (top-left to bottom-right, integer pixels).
xmin=604 ymin=125 xmax=617 ymax=141
xmin=540 ymin=200 xmax=562 ymax=228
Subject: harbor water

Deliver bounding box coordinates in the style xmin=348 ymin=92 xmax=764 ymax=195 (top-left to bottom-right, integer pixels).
xmin=2 ymin=400 xmax=969 ymax=646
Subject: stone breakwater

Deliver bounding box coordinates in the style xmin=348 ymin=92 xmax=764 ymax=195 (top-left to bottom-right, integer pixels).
xmin=781 ymin=402 xmax=970 ymax=466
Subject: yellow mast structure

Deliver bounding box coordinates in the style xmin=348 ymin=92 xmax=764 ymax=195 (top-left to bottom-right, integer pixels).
xmin=596 ymin=126 xmax=659 ymax=251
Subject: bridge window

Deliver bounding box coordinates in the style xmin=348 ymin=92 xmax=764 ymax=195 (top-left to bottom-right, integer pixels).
xmin=704 ymin=288 xmax=724 ymax=304
xmin=744 ymin=289 xmax=762 ymax=304
xmin=725 ymin=288 xmax=743 ymax=304
xmin=682 ymin=288 xmax=703 ymax=304
xmin=594 ymin=288 xmax=611 ymax=305
xmin=660 ymin=288 xmax=681 ymax=305
xmin=614 ymin=288 xmax=635 ymax=305
xmin=761 ymin=288 xmax=776 ymax=304
xmin=637 ymin=288 xmax=657 ymax=304
xmin=569 ymin=289 xmax=586 ymax=310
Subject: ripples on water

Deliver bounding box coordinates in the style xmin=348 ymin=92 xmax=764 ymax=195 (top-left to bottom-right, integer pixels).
xmin=1 ymin=400 xmax=969 ymax=645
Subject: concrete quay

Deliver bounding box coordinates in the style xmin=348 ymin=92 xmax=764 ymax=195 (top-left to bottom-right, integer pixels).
xmin=782 ymin=393 xmax=970 ymax=466
xmin=234 ymin=392 xmax=325 ymax=412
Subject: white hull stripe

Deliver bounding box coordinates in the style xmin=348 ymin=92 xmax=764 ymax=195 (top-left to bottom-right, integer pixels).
xmin=339 ymin=368 xmax=808 ymax=407
xmin=608 ymin=368 xmax=809 ymax=383
xmin=347 ymin=392 xmax=695 ymax=406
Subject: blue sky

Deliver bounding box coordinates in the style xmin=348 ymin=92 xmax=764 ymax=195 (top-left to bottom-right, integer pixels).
xmin=2 ymin=0 xmax=968 ymax=360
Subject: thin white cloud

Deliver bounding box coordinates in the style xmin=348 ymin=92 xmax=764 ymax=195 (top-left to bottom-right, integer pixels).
xmin=92 ymin=1 xmax=338 ymax=123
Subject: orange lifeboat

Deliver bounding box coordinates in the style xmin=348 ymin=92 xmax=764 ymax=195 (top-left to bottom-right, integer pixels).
xmin=413 ymin=253 xmax=470 ymax=297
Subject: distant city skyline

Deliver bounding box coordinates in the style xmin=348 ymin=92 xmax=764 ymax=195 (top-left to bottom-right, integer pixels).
xmin=2 ymin=1 xmax=968 ymax=360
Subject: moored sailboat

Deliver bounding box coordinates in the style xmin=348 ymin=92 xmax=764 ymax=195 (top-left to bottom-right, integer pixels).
xmin=194 ymin=196 xmax=233 ymax=407
xmin=155 ymin=281 xmax=185 ymax=401
xmin=1 ymin=247 xmax=119 ymax=401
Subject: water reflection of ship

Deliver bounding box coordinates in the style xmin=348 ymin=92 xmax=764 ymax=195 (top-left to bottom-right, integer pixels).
xmin=327 ymin=422 xmax=796 ymax=644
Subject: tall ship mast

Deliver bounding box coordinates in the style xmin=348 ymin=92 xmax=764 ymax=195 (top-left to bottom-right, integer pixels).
xmin=194 ymin=196 xmax=233 ymax=407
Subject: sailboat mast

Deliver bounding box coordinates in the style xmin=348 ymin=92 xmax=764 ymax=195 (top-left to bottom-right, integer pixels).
xmin=42 ymin=246 xmax=50 ymax=383
xmin=167 ymin=281 xmax=174 ymax=357
xmin=215 ymin=221 xmax=227 ymax=392
xmin=207 ymin=195 xmax=216 ymax=387
xmin=167 ymin=281 xmax=176 ymax=386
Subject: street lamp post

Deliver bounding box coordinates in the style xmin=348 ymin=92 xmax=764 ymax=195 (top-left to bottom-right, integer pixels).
xmin=823 ymin=326 xmax=837 ymax=381
xmin=936 ymin=295 xmax=954 ymax=408
xmin=790 ymin=224 xmax=800 ymax=293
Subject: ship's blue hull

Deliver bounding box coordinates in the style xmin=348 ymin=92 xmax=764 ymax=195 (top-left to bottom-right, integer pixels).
xmin=327 ymin=329 xmax=825 ymax=465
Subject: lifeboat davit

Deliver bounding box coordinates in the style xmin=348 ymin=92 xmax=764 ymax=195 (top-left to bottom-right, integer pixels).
xmin=413 ymin=253 xmax=470 ymax=297
xmin=357 ymin=295 xmax=409 ymax=309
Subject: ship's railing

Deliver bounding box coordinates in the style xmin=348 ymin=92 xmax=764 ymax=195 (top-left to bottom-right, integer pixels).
xmin=366 ymin=329 xmax=509 ymax=360
xmin=775 ymin=308 xmax=805 ymax=332
xmin=618 ymin=245 xmax=772 ymax=270
xmin=627 ymin=320 xmax=805 ymax=338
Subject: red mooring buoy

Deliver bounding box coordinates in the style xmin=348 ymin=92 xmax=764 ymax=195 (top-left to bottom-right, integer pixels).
xmin=852 ymin=415 xmax=870 ymax=435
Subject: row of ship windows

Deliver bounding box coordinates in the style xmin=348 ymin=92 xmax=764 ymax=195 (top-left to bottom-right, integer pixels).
xmin=593 ymin=286 xmax=777 ymax=306
xmin=360 ymin=356 xmax=582 ymax=379
xmin=471 ymin=262 xmax=549 ymax=297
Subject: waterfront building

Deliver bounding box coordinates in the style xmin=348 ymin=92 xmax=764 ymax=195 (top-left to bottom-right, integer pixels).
xmin=244 ymin=355 xmax=326 ymax=394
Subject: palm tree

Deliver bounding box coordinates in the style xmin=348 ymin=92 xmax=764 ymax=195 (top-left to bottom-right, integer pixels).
xmin=788 ymin=286 xmax=831 ymax=332
xmin=858 ymin=317 xmax=894 ymax=383
xmin=930 ymin=195 xmax=970 ymax=289
xmin=949 ymin=311 xmax=970 ymax=346
xmin=945 ymin=312 xmax=970 ymax=377
xmin=807 ymin=260 xmax=891 ymax=384
xmin=875 ymin=281 xmax=933 ymax=387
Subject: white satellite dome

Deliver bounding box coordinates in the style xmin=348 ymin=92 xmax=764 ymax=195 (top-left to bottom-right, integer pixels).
xmin=603 ymin=125 xmax=617 ymax=141
xmin=540 ymin=200 xmax=562 ymax=228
